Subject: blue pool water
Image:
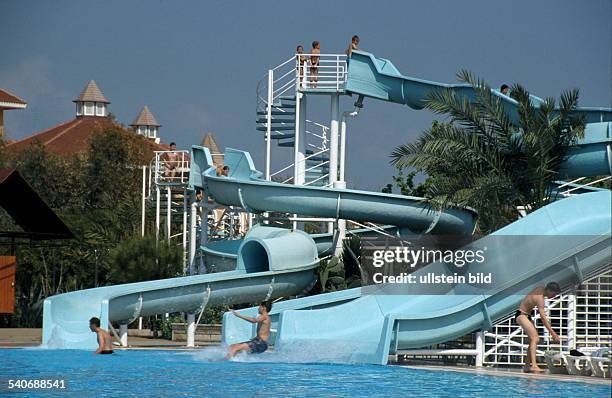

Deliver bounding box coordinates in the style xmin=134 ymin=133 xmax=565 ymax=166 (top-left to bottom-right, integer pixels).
xmin=0 ymin=349 xmax=609 ymax=397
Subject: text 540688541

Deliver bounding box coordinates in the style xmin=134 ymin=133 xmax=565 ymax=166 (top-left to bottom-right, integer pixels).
xmin=6 ymin=379 xmax=67 ymax=390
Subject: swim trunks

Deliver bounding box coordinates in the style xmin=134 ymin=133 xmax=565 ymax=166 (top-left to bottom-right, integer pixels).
xmin=514 ymin=310 xmax=532 ymax=323
xmin=245 ymin=337 xmax=268 ymax=354
xmin=100 ymin=350 xmax=114 ymax=355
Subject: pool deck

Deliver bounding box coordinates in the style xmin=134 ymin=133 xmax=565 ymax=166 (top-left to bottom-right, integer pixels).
xmin=1 ymin=329 xmax=609 ymax=386
xmin=0 ymin=328 xmax=209 ymax=349
xmin=399 ymin=364 xmax=611 ymax=386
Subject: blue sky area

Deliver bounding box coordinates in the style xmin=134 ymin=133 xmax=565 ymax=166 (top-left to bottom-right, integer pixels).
xmin=1 ymin=0 xmax=610 ymax=190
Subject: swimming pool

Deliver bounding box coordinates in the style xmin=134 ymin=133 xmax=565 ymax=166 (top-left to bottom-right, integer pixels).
xmin=0 ymin=349 xmax=609 ymax=397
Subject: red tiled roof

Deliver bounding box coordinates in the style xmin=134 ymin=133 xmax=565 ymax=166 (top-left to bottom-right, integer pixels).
xmin=6 ymin=116 xmax=169 ymax=157
xmin=0 ymin=88 xmax=27 ymax=106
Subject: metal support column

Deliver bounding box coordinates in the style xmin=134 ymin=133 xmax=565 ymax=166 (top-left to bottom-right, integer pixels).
xmin=200 ymin=197 xmax=209 ymax=274
xmin=265 ymin=70 xmax=273 ymax=180
xmin=189 ymin=201 xmax=198 ymax=276
xmin=155 ymin=185 xmax=161 ymax=241
xmin=328 ymin=93 xmax=340 ymax=234
xmin=329 ymin=93 xmax=340 ymax=186
xmin=182 ymin=189 xmax=188 ymax=273
xmin=475 ymin=330 xmax=484 ymax=367
xmin=294 ymin=92 xmax=307 ymax=186
xmin=186 ymin=313 xmax=196 ymax=348
xmin=120 ymin=323 xmax=128 ymax=347
xmin=166 ymin=187 xmax=171 ymax=241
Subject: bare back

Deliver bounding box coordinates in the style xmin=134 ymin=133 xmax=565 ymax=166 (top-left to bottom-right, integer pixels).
xmin=256 ymin=314 xmax=271 ymax=342
xmin=518 ymin=286 xmax=545 ymax=314
xmin=97 ymin=329 xmax=113 ymax=351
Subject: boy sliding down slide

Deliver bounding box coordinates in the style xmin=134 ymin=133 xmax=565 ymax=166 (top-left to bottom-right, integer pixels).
xmin=223 ymin=301 xmax=272 ymax=360
xmin=515 ymin=282 xmax=562 ymax=373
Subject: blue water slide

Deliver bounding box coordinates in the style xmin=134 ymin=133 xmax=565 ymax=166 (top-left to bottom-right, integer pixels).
xmin=345 ymin=51 xmax=612 ymax=178
xmin=226 ymin=191 xmax=611 ymax=364
xmin=221 ymin=52 xmax=612 ymax=364
xmin=191 ymin=146 xmax=476 ymax=235
xmin=42 ymin=225 xmax=319 ymax=348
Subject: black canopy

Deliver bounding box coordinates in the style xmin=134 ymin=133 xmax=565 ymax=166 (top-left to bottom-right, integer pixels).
xmin=0 ymin=169 xmax=74 ymax=240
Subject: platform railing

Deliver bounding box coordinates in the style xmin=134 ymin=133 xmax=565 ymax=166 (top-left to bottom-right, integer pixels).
xmin=296 ymin=53 xmax=347 ymax=91
xmin=153 ymin=150 xmax=191 ymax=185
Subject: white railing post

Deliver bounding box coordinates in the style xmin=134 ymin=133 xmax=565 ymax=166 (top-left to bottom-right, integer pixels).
xmin=336 ymin=56 xmax=340 ymax=91
xmin=155 ymin=185 xmax=161 ymax=241
xmin=166 ymin=187 xmax=171 ymax=241
xmin=567 ymin=290 xmax=576 ymax=350
xmin=265 ymin=70 xmax=273 ymax=181
xmin=182 ymin=188 xmax=188 ymax=273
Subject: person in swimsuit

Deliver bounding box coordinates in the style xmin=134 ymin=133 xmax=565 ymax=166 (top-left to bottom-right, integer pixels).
xmin=345 ymin=35 xmax=360 ymax=57
xmin=515 ymin=282 xmax=561 ymax=372
xmin=224 ymin=301 xmax=272 ymax=359
xmin=296 ymin=45 xmax=307 ymax=86
xmin=89 ymin=317 xmax=114 ymax=354
xmin=310 ymin=41 xmax=320 ymax=88
xmin=163 ymin=142 xmax=180 ymax=179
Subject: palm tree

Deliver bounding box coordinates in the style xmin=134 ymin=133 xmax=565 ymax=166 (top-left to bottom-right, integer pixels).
xmin=391 ymin=71 xmax=585 ymax=232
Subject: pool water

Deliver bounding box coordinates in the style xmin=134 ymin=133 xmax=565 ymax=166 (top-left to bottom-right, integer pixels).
xmin=0 ymin=349 xmax=609 ymax=397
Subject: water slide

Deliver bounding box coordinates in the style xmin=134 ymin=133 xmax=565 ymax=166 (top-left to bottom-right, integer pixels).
xmin=221 ymin=51 xmax=612 ymax=364
xmin=42 ymin=144 xmax=477 ymax=348
xmin=42 ymin=224 xmax=320 ymax=348
xmin=44 ymin=51 xmax=610 ymax=357
xmin=344 ymin=50 xmax=612 ymax=178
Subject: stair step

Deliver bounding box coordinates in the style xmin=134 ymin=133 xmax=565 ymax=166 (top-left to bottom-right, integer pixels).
xmin=277 ymin=140 xmax=295 ymax=147
xmin=256 ymin=118 xmax=295 ymax=124
xmin=257 ymin=110 xmax=296 ymax=116
xmin=256 ymin=125 xmax=295 ymax=131
xmin=306 ymin=168 xmax=328 ymax=175
xmin=306 ymin=156 xmax=329 ymax=162
xmin=271 ymin=133 xmax=295 ymax=139
xmin=264 ymin=102 xmax=296 ymax=109
xmin=279 ymin=95 xmax=296 ymax=101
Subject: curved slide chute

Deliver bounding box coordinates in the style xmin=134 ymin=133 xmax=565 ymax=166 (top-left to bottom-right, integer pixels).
xmin=192 ymin=146 xmax=476 ymax=235
xmin=345 ymin=51 xmax=612 ymax=178
xmin=42 ymin=225 xmax=319 ymax=348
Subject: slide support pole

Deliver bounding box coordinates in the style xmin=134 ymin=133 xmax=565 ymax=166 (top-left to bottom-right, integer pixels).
xmin=187 ymin=313 xmax=196 ymax=347
xmin=328 ymin=93 xmax=340 ymax=233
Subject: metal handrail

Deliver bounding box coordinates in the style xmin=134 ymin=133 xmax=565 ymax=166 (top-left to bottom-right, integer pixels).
xmin=561 ymin=176 xmax=611 ymax=196
xmin=303 ymin=174 xmax=330 ymax=186
xmin=270 ymin=147 xmax=330 ymax=178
